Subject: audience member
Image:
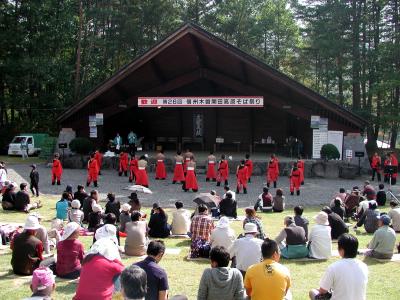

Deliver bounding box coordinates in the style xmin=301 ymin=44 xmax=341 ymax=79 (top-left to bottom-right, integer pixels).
xmin=293 ymin=205 xmax=309 ymax=238
xmin=82 ymin=190 xmax=99 ymax=223
xmin=148 ymin=204 xmax=170 ymax=238
xmin=74 ymin=225 xmax=124 ymax=300
xmin=243 ymin=207 xmax=266 ymax=239
xmin=134 ymin=240 xmax=169 ymax=300
xmin=68 ymin=199 xmax=84 ymax=225
xmin=308 ymin=212 xmax=332 ymax=259
xmin=210 ymin=217 xmax=236 ymax=250
xmin=365 ymin=214 xmax=396 ymax=259
xmin=354 ymin=201 xmax=380 ymax=233
xmin=88 ymin=204 xmax=103 ymax=232
xmin=190 ymin=204 xmax=214 ymax=241
xmin=56 ymin=192 xmax=70 ymax=220
xmin=24 ymin=267 xmax=56 ymax=300
xmin=73 ymin=185 xmax=88 ymax=206
xmin=331 ymin=198 xmax=345 ymax=220
xmin=1 ymin=182 xmax=16 ymax=210
xmin=120 ymin=265 xmax=147 ymax=300
xmin=229 ymin=223 xmax=263 ymax=277
xmin=388 ymin=200 xmax=400 ymax=232
xmin=31 ymin=213 xmax=51 ymax=254
xmin=56 ymin=222 xmax=84 ymax=279
xmin=309 ymin=234 xmax=368 ymax=300
xmin=119 ymin=203 xmax=132 ymax=233
xmin=125 ymin=211 xmax=148 ymax=256
xmin=275 ymin=216 xmax=308 ymax=259
xmin=343 ymin=187 xmax=361 ymax=217
xmin=15 ymin=183 xmax=41 ymax=212
xmin=219 ymin=192 xmax=237 ymax=219
xmin=362 ymin=181 xmax=376 ymax=200
xmin=105 ymin=193 xmax=121 ymax=221
xmin=223 ymin=185 xmax=236 ymax=201
xmin=171 ymin=201 xmax=191 ymax=235
xmin=0 ymin=162 xmax=7 ymax=190
xmin=11 ymin=216 xmax=43 ymax=275
xmin=94 ymin=213 xmax=120 ymax=245
xmin=128 ymin=192 xmax=142 ymax=213
xmin=272 ymin=188 xmax=285 ymax=212
xmin=335 ymin=187 xmax=347 ymax=202
xmin=198 ymin=246 xmax=244 ymax=300
xmin=244 ymin=239 xmax=291 ymax=300
xmin=322 ymin=207 xmax=349 ymax=239
xmin=376 ymin=184 xmax=386 ymax=206
xmin=254 ymin=187 xmax=273 ymax=211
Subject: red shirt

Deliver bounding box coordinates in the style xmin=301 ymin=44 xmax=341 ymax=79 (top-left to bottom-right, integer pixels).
xmin=74 ymin=255 xmax=124 ymax=300
xmin=56 ymin=239 xmax=84 ymax=276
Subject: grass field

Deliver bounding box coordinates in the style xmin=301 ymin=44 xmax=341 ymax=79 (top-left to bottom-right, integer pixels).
xmin=0 ymin=156 xmax=45 ymax=165
xmin=0 ymin=195 xmax=399 ymax=300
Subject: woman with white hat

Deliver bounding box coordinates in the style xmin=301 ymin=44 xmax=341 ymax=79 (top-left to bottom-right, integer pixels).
xmin=210 ymin=216 xmax=236 ymax=250
xmin=119 ymin=203 xmax=131 ymax=233
xmin=308 ymin=212 xmax=332 ymax=259
xmin=68 ymin=199 xmax=84 ymax=225
xmin=56 ymin=222 xmax=84 ymax=279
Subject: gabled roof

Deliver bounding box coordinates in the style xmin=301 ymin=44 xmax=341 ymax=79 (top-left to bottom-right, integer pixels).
xmin=58 ymin=22 xmax=366 ymax=129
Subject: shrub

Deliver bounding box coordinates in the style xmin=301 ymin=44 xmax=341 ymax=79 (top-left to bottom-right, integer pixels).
xmin=69 ymin=137 xmax=94 ymax=155
xmin=320 ymin=143 xmax=340 ymax=160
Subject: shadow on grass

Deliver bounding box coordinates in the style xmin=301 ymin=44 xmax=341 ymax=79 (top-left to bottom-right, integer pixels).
xmin=54 ymin=281 xmax=79 ymax=295
xmin=174 ymin=240 xmax=191 ymax=247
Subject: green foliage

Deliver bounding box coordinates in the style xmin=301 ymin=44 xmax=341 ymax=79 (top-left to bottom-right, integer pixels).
xmin=320 ymin=144 xmax=340 ymax=160
xmin=69 ymin=137 xmax=94 ymax=155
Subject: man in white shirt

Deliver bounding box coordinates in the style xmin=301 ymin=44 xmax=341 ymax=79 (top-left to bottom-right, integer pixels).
xmin=171 ymin=201 xmax=191 ymax=235
xmin=0 ymin=162 xmax=7 ymax=189
xmin=229 ymin=223 xmax=263 ymax=277
xmin=388 ymin=200 xmax=400 ymax=232
xmin=309 ymin=233 xmax=368 ymax=300
xmin=223 ymin=185 xmax=236 ymax=201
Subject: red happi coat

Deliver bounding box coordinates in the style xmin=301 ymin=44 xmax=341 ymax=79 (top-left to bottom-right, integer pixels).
xmin=267 ymin=158 xmax=279 ymax=182
xmin=217 ymin=160 xmax=229 ymax=182
xmin=94 ymin=151 xmax=103 ymax=172
xmin=87 ymin=158 xmax=99 ymax=182
xmin=290 ymin=168 xmax=301 ymax=192
xmin=52 ymin=159 xmax=63 ymax=178
xmin=129 ymin=157 xmax=138 ymax=181
xmin=119 ymin=152 xmax=129 ymax=172
xmin=236 ymin=165 xmax=248 ymax=191
xmin=371 ymin=155 xmax=381 ymax=169
xmin=245 ymin=159 xmax=253 ymax=179
xmin=297 ymin=160 xmax=305 ymax=183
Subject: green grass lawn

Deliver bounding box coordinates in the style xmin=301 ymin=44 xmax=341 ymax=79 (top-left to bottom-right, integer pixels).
xmin=0 ymin=155 xmax=45 ymax=165
xmin=0 ymin=195 xmax=399 ymax=300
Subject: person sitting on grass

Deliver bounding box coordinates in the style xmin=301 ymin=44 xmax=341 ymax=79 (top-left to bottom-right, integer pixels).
xmin=1 ymin=182 xmax=16 ymax=210
xmin=254 ymin=187 xmax=273 ymax=212
xmin=210 ymin=217 xmax=236 ymax=250
xmin=275 ymin=216 xmax=308 ymax=259
xmin=93 ymin=213 xmax=120 ymax=245
xmin=119 ymin=203 xmax=131 ymax=233
xmin=219 ymin=192 xmax=237 ymax=219
xmin=171 ymin=201 xmax=191 ymax=235
xmin=120 ymin=265 xmax=147 ymax=300
xmin=198 ymin=246 xmax=244 ymax=300
xmin=354 ymin=201 xmax=380 ymax=233
xmin=388 ymin=200 xmax=400 ymax=232
xmin=331 ymin=198 xmax=345 ymax=220
xmin=148 ymin=204 xmax=170 ymax=238
xmin=105 ymin=193 xmax=121 ymax=221
xmin=74 ymin=224 xmax=124 ymax=300
xmin=88 ymin=204 xmax=104 ymax=232
xmin=82 ymin=190 xmax=99 ymax=223
xmin=25 ymin=267 xmax=56 ymax=300
xmin=376 ymin=184 xmax=386 ymax=206
xmin=56 ymin=222 xmax=84 ymax=279
xmin=362 ymin=180 xmax=376 ymax=200
xmin=125 ymin=211 xmax=148 ymax=257
xmin=321 ymin=206 xmax=349 ymax=239
xmin=243 ymin=207 xmax=266 ymax=240
xmin=308 ymin=212 xmax=332 ymax=259
xmin=73 ymin=184 xmax=88 ymax=206
xmin=30 ymin=212 xmax=51 ymax=254
xmin=365 ymin=214 xmax=396 ymax=259
xmin=343 ymin=187 xmax=361 ymax=218
xmin=15 ymin=183 xmax=41 ymax=212
xmin=309 ymin=234 xmax=368 ymax=300
xmin=68 ymin=199 xmax=84 ymax=225
xmin=244 ymin=239 xmax=291 ymax=300
xmin=293 ymin=205 xmax=309 ymax=238
xmin=56 ymin=192 xmax=70 ymax=221
xmin=272 ymin=188 xmax=285 ymax=212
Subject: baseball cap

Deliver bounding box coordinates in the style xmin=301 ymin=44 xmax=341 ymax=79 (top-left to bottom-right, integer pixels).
xmin=377 ymin=214 xmax=391 ymax=225
xmin=31 ymin=267 xmax=55 ymax=291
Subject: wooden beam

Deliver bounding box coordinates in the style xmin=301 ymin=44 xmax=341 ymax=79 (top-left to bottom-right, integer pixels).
xmin=190 ymin=35 xmax=207 ymax=68
xmin=150 ymin=59 xmax=167 ymax=83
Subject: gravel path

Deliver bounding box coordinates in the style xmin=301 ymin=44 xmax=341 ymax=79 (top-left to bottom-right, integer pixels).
xmin=5 ymin=163 xmax=400 ymax=209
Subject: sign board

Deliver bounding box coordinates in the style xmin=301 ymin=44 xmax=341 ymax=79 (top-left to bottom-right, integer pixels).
xmin=89 ymin=115 xmax=96 ymax=127
xmin=58 ymin=143 xmax=68 ymax=149
xmin=96 ymin=113 xmax=104 ymax=126
xmin=311 ymin=115 xmax=320 ymax=129
xmin=312 ymin=129 xmax=328 ymax=159
xmin=346 ymin=149 xmax=353 ymax=159
xmin=355 ymin=151 xmax=365 ymax=157
xmin=319 ymin=118 xmax=328 ymax=131
xmin=138 ymin=96 xmax=264 ymax=107
xmin=89 ymin=126 xmax=97 ymax=138
xmin=216 ymin=137 xmax=224 ymax=143
xmin=327 ymin=131 xmax=343 ymax=159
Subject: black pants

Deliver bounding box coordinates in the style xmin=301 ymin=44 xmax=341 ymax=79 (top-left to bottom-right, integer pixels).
xmin=371 ymin=168 xmax=381 ymax=181
xmin=30 ymin=182 xmax=39 ymax=196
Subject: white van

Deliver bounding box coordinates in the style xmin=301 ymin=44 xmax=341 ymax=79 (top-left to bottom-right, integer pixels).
xmin=8 ymin=135 xmax=41 ymax=156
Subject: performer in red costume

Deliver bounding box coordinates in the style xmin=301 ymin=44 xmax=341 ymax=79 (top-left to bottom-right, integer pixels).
xmin=236 ymin=160 xmax=248 ymax=194
xmin=87 ymin=153 xmax=99 ymax=187
xmin=216 ymin=154 xmax=229 ymax=187
xmin=384 ymin=152 xmax=398 ymax=185
xmin=244 ymin=153 xmax=253 ymax=183
xmin=94 ymin=150 xmax=103 ymax=175
xmin=51 ymin=153 xmax=63 ymax=185
xmin=136 ymin=155 xmax=149 ymax=187
xmin=128 ymin=154 xmax=138 ymax=183
xmin=119 ymin=150 xmax=129 ymax=176
xmin=172 ymin=151 xmax=185 ymax=184
xmin=370 ymin=152 xmax=381 ymax=182
xmin=289 ymin=163 xmax=301 ymax=196
xmin=297 ymin=156 xmax=305 ymax=185
xmin=206 ymin=151 xmax=217 ymax=182
xmin=183 ymin=157 xmax=198 ymax=192
xmin=155 ymin=150 xmax=167 ymax=180
xmin=266 ymin=153 xmax=279 ymax=188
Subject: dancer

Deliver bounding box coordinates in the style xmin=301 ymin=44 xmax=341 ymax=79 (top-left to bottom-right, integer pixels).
xmin=119 ymin=150 xmax=129 ymax=176
xmin=155 ymin=150 xmax=167 ymax=180
xmin=51 ymin=153 xmax=63 ymax=185
xmin=206 ymin=151 xmax=217 ymax=182
xmin=217 ymin=154 xmax=229 ymax=187
xmin=94 ymin=149 xmax=103 ymax=175
xmin=136 ymin=155 xmax=149 ymax=187
xmin=290 ymin=163 xmax=301 ymax=196
xmin=87 ymin=153 xmax=99 ymax=187
xmin=183 ymin=157 xmax=198 ymax=192
xmin=172 ymin=151 xmax=185 ymax=184
xmin=266 ymin=153 xmax=279 ymax=188
xmin=183 ymin=149 xmax=194 ymax=174
xmin=236 ymin=160 xmax=248 ymax=194
xmin=297 ymin=156 xmax=305 ymax=185
xmin=128 ymin=154 xmax=138 ymax=183
xmin=370 ymin=152 xmax=381 ymax=182
xmin=245 ymin=153 xmax=253 ymax=183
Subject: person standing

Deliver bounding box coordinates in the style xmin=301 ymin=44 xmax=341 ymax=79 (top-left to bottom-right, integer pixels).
xmin=289 ymin=164 xmax=301 ymax=196
xmin=206 ymin=151 xmax=217 ymax=182
xmin=0 ymin=161 xmax=8 ymax=190
xmin=183 ymin=157 xmax=198 ymax=192
xmin=119 ymin=150 xmax=129 ymax=176
xmin=29 ymin=164 xmax=39 ymax=197
xmin=114 ymin=133 xmax=123 ymax=153
xmin=127 ymin=130 xmax=137 ymax=154
xmin=267 ymin=154 xmax=279 ymax=188
xmin=129 ymin=154 xmax=138 ymax=183
xmin=370 ymin=152 xmax=382 ymax=182
xmin=297 ymin=156 xmax=305 ymax=185
xmin=87 ymin=153 xmax=99 ymax=187
xmin=245 ymin=154 xmax=253 ymax=183
xmin=136 ymin=155 xmax=149 ymax=187
xmin=94 ymin=149 xmax=103 ymax=175
xmin=20 ymin=137 xmax=28 ymax=160
xmin=155 ymin=150 xmax=167 ymax=180
xmin=51 ymin=153 xmax=63 ymax=185
xmin=183 ymin=149 xmax=194 ymax=174
xmin=236 ymin=160 xmax=248 ymax=194
xmin=217 ymin=154 xmax=229 ymax=187
xmin=172 ymin=151 xmax=185 ymax=184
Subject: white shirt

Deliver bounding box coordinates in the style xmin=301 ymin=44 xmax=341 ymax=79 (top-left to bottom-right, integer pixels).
xmin=223 ymin=191 xmax=236 ymax=201
xmin=229 ymin=235 xmax=263 ymax=271
xmin=210 ymin=226 xmax=236 ymax=250
xmin=308 ymin=224 xmax=332 ymax=259
xmin=171 ymin=208 xmax=191 ymax=235
xmin=0 ymin=168 xmax=7 ymax=185
xmin=388 ymin=207 xmax=400 ymax=232
xmin=358 ymin=200 xmax=372 ymax=213
xmin=320 ymin=258 xmax=368 ymax=300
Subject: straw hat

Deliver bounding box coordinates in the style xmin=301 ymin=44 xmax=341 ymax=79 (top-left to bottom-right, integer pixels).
xmin=71 ymin=199 xmax=81 ymax=209
xmin=244 ymin=223 xmax=258 ymax=234
xmin=217 ymin=216 xmax=230 ymax=228
xmin=314 ymin=212 xmax=329 ymax=226
xmin=61 ymin=222 xmax=80 ymax=241
xmin=121 ymin=203 xmax=131 ymax=212
xmin=24 ymin=216 xmax=40 ymax=230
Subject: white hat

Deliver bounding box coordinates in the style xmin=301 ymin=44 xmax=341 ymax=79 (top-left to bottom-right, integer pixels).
xmin=24 ymin=216 xmax=40 ymax=230
xmin=121 ymin=203 xmax=131 ymax=212
xmin=92 ymin=204 xmax=102 ymax=213
xmin=71 ymin=199 xmax=81 ymax=209
xmin=61 ymin=222 xmax=80 ymax=241
xmin=314 ymin=212 xmax=329 ymax=226
xmin=217 ymin=216 xmax=230 ymax=228
xmin=244 ymin=223 xmax=258 ymax=234
xmin=95 ymin=224 xmax=118 ymax=244
xmin=29 ymin=212 xmax=43 ymax=220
